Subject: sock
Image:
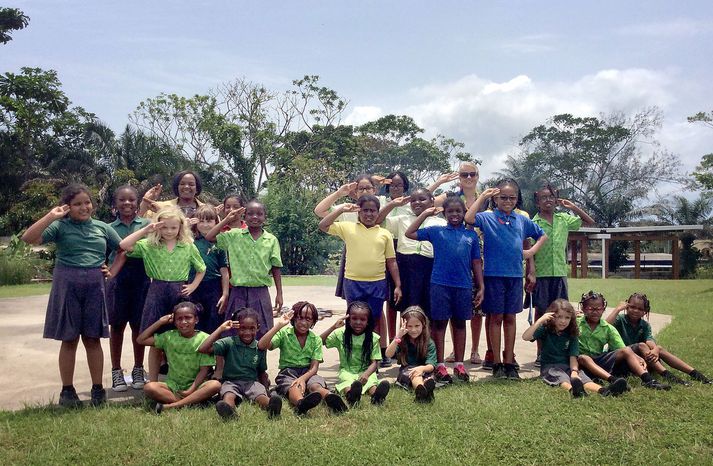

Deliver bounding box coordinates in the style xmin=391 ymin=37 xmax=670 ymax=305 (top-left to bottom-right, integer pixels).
xmin=112 ymin=367 xmax=121 ymax=371
xmin=455 ymin=362 xmax=464 ymax=368
xmin=381 ymin=348 xmax=387 ymax=358
xmin=437 ymin=363 xmax=446 ymax=368
xmin=661 ymin=370 xmax=672 ymax=378
xmin=640 ymin=372 xmax=653 ymax=383
xmin=92 ymin=383 xmax=103 ymax=391
xmin=689 ymin=369 xmax=699 ymax=376
xmin=62 ymin=385 xmax=75 ymax=392
xmin=607 ymin=375 xmax=616 ymax=383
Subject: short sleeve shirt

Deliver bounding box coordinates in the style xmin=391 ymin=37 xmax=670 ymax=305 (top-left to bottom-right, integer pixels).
xmin=191 ymin=236 xmax=228 ymax=281
xmin=213 ymin=337 xmax=267 ymax=381
xmin=383 ymin=214 xmax=446 ymax=257
xmin=127 ymin=239 xmax=206 ymax=281
xmin=416 ymin=224 xmax=481 ymax=289
xmin=108 ymin=216 xmax=150 ymax=265
xmin=145 ymin=198 xmax=204 ymax=220
xmin=270 ymin=326 xmax=323 ymax=369
xmin=153 ymin=330 xmax=215 ymax=392
xmin=41 ymin=218 xmax=122 ymax=268
xmin=325 ymin=327 xmax=382 ymax=374
xmin=613 ymin=314 xmax=654 ymax=346
xmin=394 ymin=339 xmax=437 ymax=367
xmin=216 ymin=228 xmax=283 ymax=287
xmin=532 ymin=325 xmax=580 ymax=365
xmin=577 ymin=317 xmax=625 ymax=357
xmin=327 ymin=222 xmax=395 ymax=281
xmin=474 ymin=209 xmax=545 ymax=277
xmin=532 ymin=212 xmax=582 ymax=277
xmin=329 ymin=196 xmax=388 ymax=223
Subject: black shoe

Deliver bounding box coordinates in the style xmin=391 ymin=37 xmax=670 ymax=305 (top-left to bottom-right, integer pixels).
xmin=295 ymin=391 xmax=322 ymax=416
xmin=159 ymin=363 xmax=169 ymax=375
xmin=504 ymin=364 xmax=521 ymax=381
xmin=492 ymin=363 xmax=507 ymax=379
xmin=379 ymin=357 xmax=393 ymax=368
xmin=345 ymin=381 xmax=363 ymax=406
xmin=608 ymin=377 xmax=629 ymax=396
xmin=415 ymin=384 xmax=429 ymax=403
xmin=90 ymin=387 xmax=106 ymax=407
xmin=424 ymin=378 xmax=436 ymax=403
xmin=434 ymin=366 xmax=453 ymax=384
xmin=266 ymin=395 xmax=282 ymax=419
xmin=371 ymin=381 xmax=390 ymax=405
xmin=690 ymin=370 xmax=712 ymax=384
xmin=154 ymin=402 xmax=164 ymax=415
xmin=324 ymin=393 xmax=348 ymax=414
xmin=216 ymin=400 xmax=236 ymax=419
xmin=570 ymin=378 xmax=586 ymax=398
xmin=58 ymin=387 xmax=82 ymax=409
xmin=643 ymin=379 xmax=671 ymax=391
xmin=663 ymin=373 xmax=692 ymax=386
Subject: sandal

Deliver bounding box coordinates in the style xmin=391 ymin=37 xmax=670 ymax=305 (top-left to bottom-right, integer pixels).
xmin=445 ymin=352 xmax=455 ymax=363
xmin=470 ymin=352 xmax=482 ymax=365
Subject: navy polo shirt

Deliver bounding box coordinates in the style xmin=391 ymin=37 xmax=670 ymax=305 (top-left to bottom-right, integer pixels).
xmin=474 ymin=209 xmax=545 ymax=277
xmin=416 ymin=224 xmax=481 ymax=289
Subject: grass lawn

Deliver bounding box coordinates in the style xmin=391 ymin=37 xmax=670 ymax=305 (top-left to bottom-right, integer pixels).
xmin=1 ymin=278 xmax=712 ymax=465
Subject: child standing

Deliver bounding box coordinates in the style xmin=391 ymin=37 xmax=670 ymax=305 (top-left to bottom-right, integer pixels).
xmin=606 ymin=293 xmax=712 ymax=385
xmin=320 ymin=301 xmax=391 ymax=406
xmin=219 ymin=193 xmax=247 ymax=230
xmin=522 ymin=299 xmax=629 ymax=397
xmin=191 ymin=205 xmax=230 ymax=334
xmin=206 ymin=199 xmax=283 ymax=338
xmin=138 ymin=302 xmax=221 ymax=413
xmin=385 ymin=306 xmax=437 ymax=402
xmin=106 ymin=185 xmax=151 ymax=392
xmin=258 ymin=301 xmax=349 ymax=415
xmin=576 ymin=291 xmax=670 ymax=390
xmin=198 ymin=308 xmax=283 ymax=419
xmin=531 ymin=183 xmax=595 ymax=367
xmin=21 ymin=184 xmax=122 ymax=407
xmin=120 ymin=207 xmax=206 ymax=382
xmin=464 ymin=180 xmax=548 ymax=380
xmin=405 ymin=197 xmax=484 ymax=383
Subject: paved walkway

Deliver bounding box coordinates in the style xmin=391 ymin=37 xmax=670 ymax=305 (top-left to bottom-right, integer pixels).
xmin=0 ymin=286 xmax=672 ymax=410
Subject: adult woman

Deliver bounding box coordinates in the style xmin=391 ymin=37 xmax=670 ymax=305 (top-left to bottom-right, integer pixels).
xmin=139 ymin=170 xmax=204 ymax=219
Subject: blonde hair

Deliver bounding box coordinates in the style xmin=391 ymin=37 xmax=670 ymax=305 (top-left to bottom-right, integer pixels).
xmin=147 ymin=207 xmax=193 ymax=246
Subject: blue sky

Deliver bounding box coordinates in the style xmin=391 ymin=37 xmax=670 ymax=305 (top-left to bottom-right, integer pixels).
xmin=4 ymin=1 xmax=713 ymax=183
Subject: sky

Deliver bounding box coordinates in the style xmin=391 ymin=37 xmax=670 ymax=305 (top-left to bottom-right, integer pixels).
xmin=4 ymin=1 xmax=713 ymax=186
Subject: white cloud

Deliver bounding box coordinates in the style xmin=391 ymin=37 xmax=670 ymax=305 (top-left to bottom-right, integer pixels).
xmin=619 ymin=18 xmax=713 ymax=37
xmin=499 ymin=33 xmax=558 ymax=54
xmin=343 ymin=106 xmax=383 ymax=126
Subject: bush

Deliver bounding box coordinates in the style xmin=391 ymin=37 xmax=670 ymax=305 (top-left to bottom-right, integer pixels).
xmin=0 ymin=235 xmax=52 ymax=285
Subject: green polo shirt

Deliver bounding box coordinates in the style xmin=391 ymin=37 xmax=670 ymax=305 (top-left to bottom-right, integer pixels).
xmin=127 ymin=238 xmax=206 ymax=281
xmin=108 ymin=216 xmax=150 ymax=265
xmin=532 ymin=325 xmax=580 ymax=365
xmin=270 ymin=326 xmax=323 ymax=369
xmin=532 ymin=212 xmax=582 ymax=277
xmin=577 ymin=317 xmax=625 ymax=357
xmin=153 ymin=330 xmax=215 ymax=392
xmin=325 ymin=327 xmax=382 ymax=373
xmin=613 ymin=314 xmax=654 ymax=346
xmin=41 ymin=218 xmax=122 ymax=268
xmin=394 ymin=339 xmax=438 ymax=367
xmin=190 ymin=236 xmax=228 ymax=282
xmin=216 ymin=228 xmax=283 ymax=287
xmin=213 ymin=336 xmax=267 ymax=381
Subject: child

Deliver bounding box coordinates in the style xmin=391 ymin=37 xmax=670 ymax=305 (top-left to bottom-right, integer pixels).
xmin=319 ymin=194 xmax=402 ymax=363
xmin=198 ymin=308 xmax=283 ymax=419
xmin=137 ymin=302 xmax=221 ymax=413
xmin=522 ymin=299 xmax=629 ymax=397
xmin=531 ymin=183 xmax=595 ymax=367
xmin=21 ymin=184 xmax=122 ymax=407
xmin=320 ymin=301 xmax=391 ymax=406
xmin=206 ymin=199 xmax=283 ymax=338
xmin=606 ymin=293 xmax=711 ymax=385
xmin=385 ymin=306 xmax=437 ymax=402
xmin=576 ymin=291 xmax=670 ymax=390
xmin=464 ymin=180 xmax=548 ymax=380
xmin=258 ymin=301 xmax=348 ymax=415
xmin=106 ymin=185 xmax=151 ymax=392
xmin=220 ymin=193 xmax=247 ymax=230
xmin=120 ymin=207 xmax=206 ymax=382
xmin=191 ymin=205 xmax=230 ymax=334
xmin=405 ymin=197 xmax=484 ymax=383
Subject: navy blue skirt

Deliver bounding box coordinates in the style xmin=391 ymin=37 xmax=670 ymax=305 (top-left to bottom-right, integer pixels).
xmin=192 ymin=279 xmax=224 ymax=335
xmin=106 ymin=258 xmax=150 ymax=329
xmin=139 ymin=280 xmax=183 ymax=332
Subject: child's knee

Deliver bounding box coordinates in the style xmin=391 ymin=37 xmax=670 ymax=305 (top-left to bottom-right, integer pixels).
xmin=489 ymin=314 xmax=504 ymax=326
xmin=451 ymin=319 xmax=466 ymax=330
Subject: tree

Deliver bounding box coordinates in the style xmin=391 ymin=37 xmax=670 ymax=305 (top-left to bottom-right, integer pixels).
xmin=688 ymin=111 xmax=713 ymax=191
xmin=0 ymin=7 xmax=29 ymax=44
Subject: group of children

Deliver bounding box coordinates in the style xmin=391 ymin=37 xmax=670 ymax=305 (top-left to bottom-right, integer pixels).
xmin=21 ymin=166 xmax=710 ymax=416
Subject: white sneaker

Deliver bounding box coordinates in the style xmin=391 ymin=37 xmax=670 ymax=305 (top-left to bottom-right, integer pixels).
xmin=130 ymin=366 xmax=146 ymax=390
xmin=111 ymin=368 xmax=128 ymax=392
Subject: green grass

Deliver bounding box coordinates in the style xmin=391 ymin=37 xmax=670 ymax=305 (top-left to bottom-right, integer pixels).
xmin=1 ymin=278 xmax=713 ymax=465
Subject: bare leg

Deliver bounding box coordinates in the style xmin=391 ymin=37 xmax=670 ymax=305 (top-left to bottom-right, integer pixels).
xmin=452 ymin=319 xmax=467 ymax=362
xmin=560 ymin=382 xmax=572 ymax=391
xmin=164 ymin=380 xmax=221 ymax=410
xmin=577 ymin=355 xmax=612 ymax=380
xmin=109 ymin=323 xmax=126 ymax=369
xmin=143 ymin=382 xmax=180 ymax=404
xmin=81 ymin=336 xmax=104 ymax=385
xmin=584 ymin=381 xmax=603 ymax=393
xmin=148 ymin=347 xmax=162 ymax=382
xmin=309 ymin=384 xmax=331 ymax=398
xmin=255 ymin=393 xmax=270 ymax=409
xmin=129 ymin=325 xmax=145 ymax=367
xmin=618 ymin=347 xmax=646 ymax=376
xmin=387 ymin=304 xmax=397 ymax=341
xmin=502 ymin=314 xmax=516 ymax=364
xmin=485 ymin=314 xmax=493 ymax=357
xmin=431 ymin=320 xmax=448 ymax=363
xmin=59 ymin=338 xmax=80 ymax=386
xmin=470 ymin=315 xmax=482 ymax=355
xmin=377 ymin=313 xmax=387 ymax=349
xmin=222 ymin=392 xmax=239 ymax=408
xmin=410 ymin=375 xmax=425 ymax=389
xmin=659 ymin=348 xmax=694 ymax=373
xmin=287 ymin=386 xmax=303 ymax=406
xmin=489 ymin=313 xmax=504 ymax=364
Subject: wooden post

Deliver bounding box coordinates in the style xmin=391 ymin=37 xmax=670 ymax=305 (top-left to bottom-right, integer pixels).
xmin=570 ymin=239 xmax=577 ymax=278
xmin=672 ymin=236 xmax=680 ymax=280
xmin=581 ymin=239 xmax=588 ymax=278
xmin=603 ymin=239 xmax=610 ymax=279
xmin=634 ymin=240 xmax=641 ymax=279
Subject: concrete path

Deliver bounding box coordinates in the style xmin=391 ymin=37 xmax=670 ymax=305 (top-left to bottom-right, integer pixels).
xmin=0 ymin=286 xmax=672 ymax=410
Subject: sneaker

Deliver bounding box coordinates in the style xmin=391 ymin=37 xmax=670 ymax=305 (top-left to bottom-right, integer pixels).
xmin=482 ymin=350 xmax=494 ymax=369
xmin=345 ymin=381 xmax=363 ymax=406
xmin=295 ymin=391 xmax=322 ymax=416
xmin=512 ymin=357 xmax=520 ymax=371
xmin=608 ymin=377 xmax=629 ymax=396
xmin=643 ymin=379 xmax=671 ymax=391
xmin=154 ymin=402 xmax=164 ymax=415
xmin=663 ymin=372 xmax=691 ymax=386
xmin=130 ymin=366 xmax=146 ymax=390
xmin=454 ymin=365 xmax=470 ymax=382
xmin=379 ymin=356 xmax=393 ymax=368
xmin=90 ymin=386 xmax=107 ymax=407
xmin=570 ymin=378 xmax=586 ymax=398
xmin=216 ymin=400 xmax=236 ymax=419
xmin=504 ymin=363 xmax=520 ymax=381
xmin=424 ymin=378 xmax=436 ymax=402
xmin=434 ymin=365 xmax=453 ymax=384
xmin=58 ymin=387 xmax=82 ymax=409
xmin=445 ymin=352 xmax=455 ymax=363
xmin=415 ymin=384 xmax=429 ymax=403
xmin=267 ymin=395 xmax=282 ymax=419
xmin=111 ymin=369 xmax=128 ymax=392
xmin=470 ymin=351 xmax=482 ymax=365
xmin=689 ymin=370 xmax=712 ymax=384
xmin=492 ymin=363 xmax=507 ymax=379
xmin=534 ymin=354 xmax=542 ymax=368
xmin=371 ymin=380 xmax=390 ymax=405
xmin=324 ymin=393 xmax=348 ymax=414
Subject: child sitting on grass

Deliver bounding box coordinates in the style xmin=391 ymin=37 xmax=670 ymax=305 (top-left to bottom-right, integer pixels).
xmin=606 ymin=293 xmax=711 ymax=385
xmin=522 ymin=299 xmax=628 ymax=398
xmin=258 ymin=301 xmax=348 ymax=415
xmin=138 ymin=302 xmax=221 ymax=414
xmin=198 ymin=307 xmax=283 ymax=419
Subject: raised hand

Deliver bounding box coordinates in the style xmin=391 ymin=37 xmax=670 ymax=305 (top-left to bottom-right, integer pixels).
xmin=333 ymin=315 xmax=348 ymax=328
xmin=539 ymin=312 xmax=555 ymax=323
xmin=558 ymin=199 xmax=575 ymax=209
xmin=396 ymin=319 xmax=408 ymax=338
xmin=422 ymin=206 xmax=443 ymax=217
xmin=188 ymin=217 xmax=199 ymax=226
xmin=371 ymin=175 xmax=391 ymax=186
xmin=48 ymin=205 xmax=70 ymax=220
xmin=277 ymin=310 xmax=294 ymax=327
xmin=341 ymin=203 xmax=360 ymax=213
xmin=391 ymin=196 xmax=411 ymax=206
xmin=437 ymin=172 xmax=460 ymax=185
xmin=480 ymin=187 xmax=500 ymax=200
xmin=148 ymin=221 xmax=165 ymax=233
xmin=144 ymin=184 xmax=162 ymax=201
xmin=159 ymin=313 xmax=174 ymax=325
xmin=337 ymin=182 xmax=357 ymax=196
xmin=225 ymin=207 xmax=245 ymax=223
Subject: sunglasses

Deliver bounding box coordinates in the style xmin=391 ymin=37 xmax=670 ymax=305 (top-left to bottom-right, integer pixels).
xmin=459 ymin=172 xmax=478 ymax=179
